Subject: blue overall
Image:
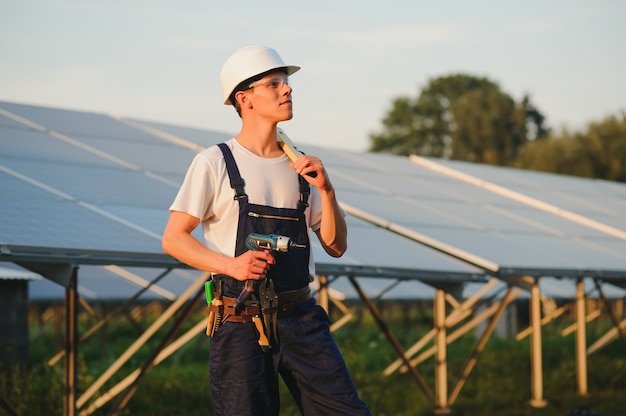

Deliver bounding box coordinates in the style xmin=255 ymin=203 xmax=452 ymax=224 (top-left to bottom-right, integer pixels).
xmin=209 ymin=143 xmax=370 ymax=416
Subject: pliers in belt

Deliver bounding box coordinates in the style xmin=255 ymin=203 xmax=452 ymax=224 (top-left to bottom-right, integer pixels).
xmin=259 ymin=278 xmax=279 ymax=347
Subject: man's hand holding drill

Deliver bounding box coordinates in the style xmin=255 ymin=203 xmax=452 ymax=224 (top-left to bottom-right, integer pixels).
xmin=225 ymin=250 xmax=275 ymax=282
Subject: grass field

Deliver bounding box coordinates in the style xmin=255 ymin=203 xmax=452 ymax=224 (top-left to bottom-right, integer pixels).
xmin=2 ymin=300 xmax=625 ymax=415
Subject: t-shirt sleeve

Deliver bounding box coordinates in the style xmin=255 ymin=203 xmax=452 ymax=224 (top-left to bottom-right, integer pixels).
xmin=169 ymin=153 xmax=214 ymax=221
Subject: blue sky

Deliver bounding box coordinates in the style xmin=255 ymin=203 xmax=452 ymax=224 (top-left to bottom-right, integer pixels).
xmin=1 ymin=0 xmax=625 ymax=151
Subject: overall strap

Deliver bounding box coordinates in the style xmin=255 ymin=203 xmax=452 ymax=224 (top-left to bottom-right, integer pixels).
xmin=218 ymin=142 xmax=310 ymax=209
xmin=297 ymin=175 xmax=310 ymax=212
xmin=217 ymin=143 xmax=246 ymax=200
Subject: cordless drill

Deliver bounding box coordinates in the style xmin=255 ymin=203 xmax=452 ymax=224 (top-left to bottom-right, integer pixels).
xmin=232 ymin=233 xmax=307 ymax=311
xmin=245 ymin=233 xmax=307 ymax=252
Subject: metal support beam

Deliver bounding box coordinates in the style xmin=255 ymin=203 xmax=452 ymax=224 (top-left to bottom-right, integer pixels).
xmin=106 ymin=286 xmax=205 ymax=415
xmin=449 ymin=286 xmax=515 ymax=405
xmin=318 ymin=275 xmax=329 ymax=312
xmin=575 ymin=279 xmax=588 ymax=396
xmin=385 ymin=278 xmax=500 ymax=376
xmin=401 ymin=288 xmax=523 ymax=370
xmin=77 ymin=272 xmax=210 ymax=410
xmin=529 ymin=279 xmax=547 ymax=408
xmin=79 ymin=320 xmax=207 ymax=415
xmin=434 ymin=289 xmax=450 ymax=414
xmin=347 ymin=275 xmax=436 ymax=404
xmin=49 ymin=268 xmax=175 ymax=366
xmin=516 ymin=303 xmax=569 ymax=340
xmin=0 ymin=393 xmax=19 ymax=416
xmin=561 ymin=309 xmax=600 ymax=337
xmin=587 ymin=317 xmax=626 ymax=355
xmin=64 ymin=266 xmax=79 ymax=416
xmin=594 ymin=279 xmax=626 ymax=348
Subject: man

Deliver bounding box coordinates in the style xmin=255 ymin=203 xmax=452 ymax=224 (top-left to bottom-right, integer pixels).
xmin=162 ymin=45 xmax=370 ymax=415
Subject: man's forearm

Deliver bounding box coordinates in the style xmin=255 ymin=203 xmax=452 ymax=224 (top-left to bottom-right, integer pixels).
xmin=163 ymin=231 xmax=229 ymax=273
xmin=317 ymin=188 xmax=347 ymax=257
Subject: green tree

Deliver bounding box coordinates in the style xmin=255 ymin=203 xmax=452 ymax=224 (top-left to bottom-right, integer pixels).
xmin=582 ymin=113 xmax=626 ymax=182
xmin=512 ymin=133 xmax=593 ymax=177
xmin=514 ymin=112 xmax=626 ymax=182
xmin=451 ymin=87 xmax=527 ymax=164
xmin=369 ymin=74 xmax=548 ymax=165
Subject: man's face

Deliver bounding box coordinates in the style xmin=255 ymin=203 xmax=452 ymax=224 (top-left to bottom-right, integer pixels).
xmin=243 ymin=71 xmax=293 ymax=121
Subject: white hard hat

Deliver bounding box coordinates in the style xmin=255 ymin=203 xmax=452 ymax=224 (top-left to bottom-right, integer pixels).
xmin=220 ymin=45 xmax=300 ymax=105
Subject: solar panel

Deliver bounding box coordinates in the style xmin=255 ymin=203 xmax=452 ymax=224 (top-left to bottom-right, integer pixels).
xmin=1 ymin=164 xmax=162 ymax=249
xmin=300 ymin=145 xmax=626 ymax=279
xmin=416 ymin=157 xmax=626 ymax=233
xmin=0 ymin=101 xmax=160 ymax=142
xmin=2 ymin=100 xmax=626 ymax=302
xmin=123 ymin=117 xmax=233 ymax=149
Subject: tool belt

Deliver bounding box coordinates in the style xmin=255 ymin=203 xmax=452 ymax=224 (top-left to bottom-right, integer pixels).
xmin=207 ymin=286 xmax=311 ymax=322
xmin=206 ymin=284 xmax=311 ymax=352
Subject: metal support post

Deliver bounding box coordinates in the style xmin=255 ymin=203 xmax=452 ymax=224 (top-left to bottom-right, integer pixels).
xmin=529 ymin=279 xmax=547 ymax=408
xmin=64 ymin=266 xmax=79 ymax=416
xmin=434 ymin=289 xmax=450 ymax=414
xmin=318 ymin=275 xmax=329 ymax=313
xmin=575 ymin=278 xmax=588 ymax=396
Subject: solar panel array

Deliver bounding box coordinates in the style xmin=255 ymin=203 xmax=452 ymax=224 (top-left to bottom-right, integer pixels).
xmin=308 ymin=148 xmax=626 ymax=278
xmin=1 ymin=100 xmax=625 ymax=301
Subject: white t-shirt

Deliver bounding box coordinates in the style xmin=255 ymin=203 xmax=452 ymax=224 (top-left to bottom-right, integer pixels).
xmin=169 ymin=138 xmax=323 ymax=276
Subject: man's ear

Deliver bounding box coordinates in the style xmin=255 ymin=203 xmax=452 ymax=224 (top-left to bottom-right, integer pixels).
xmin=235 ymin=90 xmax=252 ymax=110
